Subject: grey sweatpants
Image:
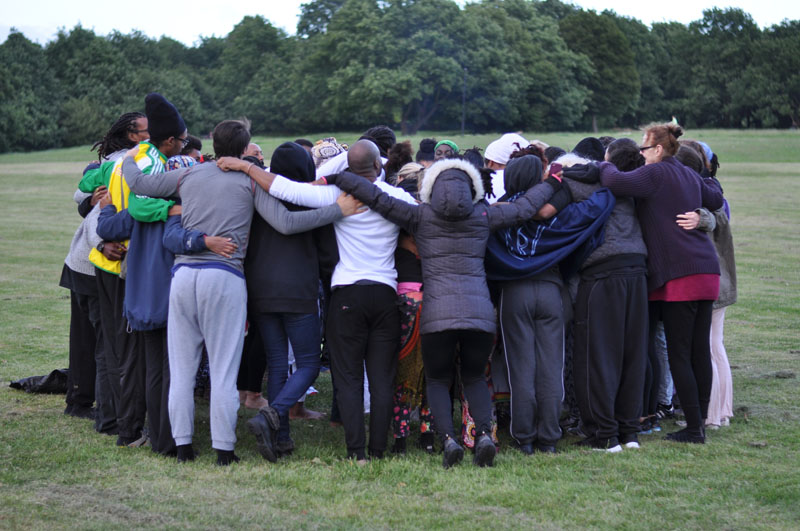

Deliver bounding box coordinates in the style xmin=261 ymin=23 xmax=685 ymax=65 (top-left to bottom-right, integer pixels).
xmin=499 ymin=279 xmax=565 ymax=446
xmin=168 ymin=267 xmax=246 ymax=451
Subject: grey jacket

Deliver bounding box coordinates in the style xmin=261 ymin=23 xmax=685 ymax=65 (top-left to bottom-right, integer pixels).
xmin=122 ymin=158 xmax=343 ymax=273
xmin=64 ymin=190 xmax=103 ymax=276
xmin=696 ymin=206 xmax=737 ymax=308
xmin=558 ymin=154 xmax=647 ymax=270
xmin=330 ymin=158 xmax=556 ymax=335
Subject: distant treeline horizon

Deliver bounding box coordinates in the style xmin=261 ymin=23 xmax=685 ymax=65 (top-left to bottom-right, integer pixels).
xmin=1 ymin=0 xmax=798 ymax=153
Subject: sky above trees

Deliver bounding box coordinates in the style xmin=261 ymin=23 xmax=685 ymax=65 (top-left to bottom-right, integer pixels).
xmin=3 ymin=0 xmax=799 ymax=46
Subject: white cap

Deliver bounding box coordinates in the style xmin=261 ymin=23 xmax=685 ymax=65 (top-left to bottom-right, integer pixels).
xmin=484 ymin=133 xmax=530 ymax=166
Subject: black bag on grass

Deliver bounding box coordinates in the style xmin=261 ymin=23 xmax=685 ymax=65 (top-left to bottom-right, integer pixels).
xmin=9 ymin=369 xmax=69 ymax=394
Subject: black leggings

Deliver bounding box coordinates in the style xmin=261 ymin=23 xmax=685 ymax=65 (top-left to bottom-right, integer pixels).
xmin=421 ymin=330 xmax=495 ymax=440
xmin=656 ymin=300 xmax=714 ymax=431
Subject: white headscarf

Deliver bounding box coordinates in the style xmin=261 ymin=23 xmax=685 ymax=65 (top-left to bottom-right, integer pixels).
xmin=484 ymin=133 xmax=530 ymax=166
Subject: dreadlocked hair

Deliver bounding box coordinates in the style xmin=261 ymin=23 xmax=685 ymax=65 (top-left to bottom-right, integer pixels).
xmin=508 ymin=143 xmax=547 ymax=167
xmin=478 ymin=166 xmax=494 ymax=200
xmin=91 ymin=112 xmax=146 ymax=160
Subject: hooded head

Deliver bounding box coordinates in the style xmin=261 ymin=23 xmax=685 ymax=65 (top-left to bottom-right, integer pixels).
xmin=270 ymin=142 xmax=315 ymax=183
xmin=312 ymin=137 xmax=346 ymax=168
xmin=503 ymin=155 xmax=543 ymax=198
xmin=419 ymin=158 xmax=485 ymax=220
xmin=144 ymin=93 xmax=186 ymax=146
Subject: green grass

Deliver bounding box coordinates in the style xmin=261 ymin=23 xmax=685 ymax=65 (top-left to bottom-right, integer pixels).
xmin=1 ymin=130 xmax=799 ymax=528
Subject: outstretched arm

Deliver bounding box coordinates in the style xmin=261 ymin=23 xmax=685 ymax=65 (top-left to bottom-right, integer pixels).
xmin=487 ymin=178 xmax=560 ymax=230
xmin=253 ymin=187 xmax=344 ymax=235
xmin=122 ymin=156 xmax=185 ymax=199
xmin=326 ymin=171 xmax=420 ymax=233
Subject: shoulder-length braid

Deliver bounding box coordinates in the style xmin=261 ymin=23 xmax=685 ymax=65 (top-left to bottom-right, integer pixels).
xmin=91 ymin=112 xmax=146 ymax=160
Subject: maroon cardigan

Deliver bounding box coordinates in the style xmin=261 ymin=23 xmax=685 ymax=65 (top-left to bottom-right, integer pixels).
xmin=599 ymin=156 xmax=723 ymax=292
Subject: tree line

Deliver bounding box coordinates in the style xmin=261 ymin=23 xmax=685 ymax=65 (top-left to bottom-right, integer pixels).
xmin=1 ymin=0 xmax=798 ymax=153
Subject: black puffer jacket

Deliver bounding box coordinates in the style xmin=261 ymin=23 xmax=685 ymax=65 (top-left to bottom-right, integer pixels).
xmin=329 ymin=158 xmax=557 ymax=334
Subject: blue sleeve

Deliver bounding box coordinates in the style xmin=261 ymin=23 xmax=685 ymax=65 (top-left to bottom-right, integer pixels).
xmin=162 ymin=215 xmax=208 ymax=255
xmin=96 ymin=205 xmax=134 ymax=242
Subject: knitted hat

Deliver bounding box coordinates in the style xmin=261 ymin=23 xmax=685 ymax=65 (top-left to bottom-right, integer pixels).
xmin=271 ymin=142 xmax=315 ymax=183
xmin=484 ymin=133 xmax=529 ymax=166
xmin=416 ymin=138 xmax=436 ymax=162
xmin=434 ymin=140 xmax=459 ymax=154
xmin=144 ymin=93 xmax=186 ymax=144
xmin=572 ymin=137 xmax=605 ymax=162
xmin=312 ymin=137 xmax=346 ymax=169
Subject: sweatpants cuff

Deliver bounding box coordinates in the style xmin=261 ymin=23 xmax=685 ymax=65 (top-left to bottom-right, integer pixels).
xmin=174 ymin=436 xmax=193 ymax=446
xmin=213 ymin=440 xmax=235 ymax=451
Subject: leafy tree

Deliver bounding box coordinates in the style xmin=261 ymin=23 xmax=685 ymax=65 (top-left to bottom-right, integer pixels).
xmin=297 ymin=0 xmax=348 ymax=37
xmin=559 ymin=10 xmax=640 ymax=131
xmin=0 ymin=31 xmax=63 ymax=151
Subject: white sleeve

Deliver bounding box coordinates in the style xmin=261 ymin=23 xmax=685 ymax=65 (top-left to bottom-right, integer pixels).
xmin=269 ymin=175 xmax=341 ymax=208
xmin=378 ymin=181 xmax=418 ymax=205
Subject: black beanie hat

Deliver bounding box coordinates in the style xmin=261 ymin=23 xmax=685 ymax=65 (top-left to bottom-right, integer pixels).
xmin=573 ymin=137 xmax=605 ymax=162
xmin=145 ymin=93 xmax=186 ymax=144
xmin=416 ymin=138 xmax=436 ymax=162
xmin=270 ymin=142 xmax=315 ymax=183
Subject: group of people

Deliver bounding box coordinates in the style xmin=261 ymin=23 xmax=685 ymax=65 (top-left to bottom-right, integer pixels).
xmin=60 ymin=92 xmax=737 ymax=469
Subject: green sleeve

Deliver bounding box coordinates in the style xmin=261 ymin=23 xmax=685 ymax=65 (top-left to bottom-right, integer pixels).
xmin=78 ymin=161 xmax=115 ymax=192
xmin=128 ymin=193 xmax=175 ymax=223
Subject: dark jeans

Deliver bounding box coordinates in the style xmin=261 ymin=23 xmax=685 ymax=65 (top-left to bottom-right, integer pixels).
xmin=421 ymin=329 xmax=495 ymax=440
xmin=657 ymin=299 xmax=714 ymax=431
xmin=327 ymin=284 xmax=399 ymax=458
xmin=252 ymin=311 xmax=321 ymax=441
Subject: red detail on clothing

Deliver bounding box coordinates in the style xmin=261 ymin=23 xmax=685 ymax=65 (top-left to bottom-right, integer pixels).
xmin=649 ymin=274 xmax=720 ymax=302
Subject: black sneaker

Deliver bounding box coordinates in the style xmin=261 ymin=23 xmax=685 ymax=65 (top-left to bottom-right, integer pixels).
xmin=620 ymin=433 xmax=640 ymax=449
xmin=656 ymin=402 xmax=675 ymax=419
xmin=247 ymin=406 xmax=279 ymax=463
xmin=216 ymin=449 xmax=240 ymax=466
xmin=418 ymin=432 xmax=435 ymax=454
xmin=442 ymin=437 xmax=464 ymax=469
xmin=176 ymin=444 xmax=197 ymax=463
xmin=589 ymin=436 xmax=622 ymax=453
xmin=67 ymin=405 xmax=96 ymax=420
xmin=534 ymin=443 xmax=557 ymax=454
xmin=276 ymin=438 xmax=295 ymax=458
xmin=391 ymin=437 xmax=407 ymax=455
xmin=518 ymin=443 xmax=534 ymax=456
xmin=473 ymin=433 xmax=496 ymax=467
xmin=665 ymin=427 xmax=705 ymax=444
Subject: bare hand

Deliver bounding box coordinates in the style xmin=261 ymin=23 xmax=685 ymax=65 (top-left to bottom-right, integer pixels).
xmin=204 ymin=236 xmax=237 ymax=258
xmin=98 ymin=191 xmax=113 ymax=209
xmin=125 ymin=147 xmax=139 ymax=159
xmin=336 ymin=193 xmax=367 ymax=216
xmin=101 ymin=242 xmax=126 ymax=261
xmin=311 ymin=178 xmax=327 ymax=186
xmin=676 ymin=211 xmax=700 ymax=230
xmin=217 ymin=157 xmax=246 ymax=172
xmin=168 ymin=204 xmax=182 ymax=216
xmin=91 ymin=186 xmax=108 ymax=206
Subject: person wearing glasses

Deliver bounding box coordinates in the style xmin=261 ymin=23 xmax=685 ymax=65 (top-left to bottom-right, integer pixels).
xmin=598 ymin=122 xmax=723 ymax=444
xmin=80 ymin=93 xmax=190 ymax=454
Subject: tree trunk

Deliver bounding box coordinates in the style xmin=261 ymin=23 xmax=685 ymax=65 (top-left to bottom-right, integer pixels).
xmin=592 ymin=114 xmax=598 ymax=133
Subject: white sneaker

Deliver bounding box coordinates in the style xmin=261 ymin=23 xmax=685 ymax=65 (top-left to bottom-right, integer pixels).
xmin=624 ymin=441 xmax=640 ymax=449
xmin=607 ymin=444 xmax=623 ymax=453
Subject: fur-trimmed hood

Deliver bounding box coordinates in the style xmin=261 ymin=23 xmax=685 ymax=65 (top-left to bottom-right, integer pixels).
xmin=419 ymin=158 xmax=485 ymax=221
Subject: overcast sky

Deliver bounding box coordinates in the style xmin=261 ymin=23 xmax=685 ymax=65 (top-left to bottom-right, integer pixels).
xmin=3 ymin=1 xmax=797 ymax=46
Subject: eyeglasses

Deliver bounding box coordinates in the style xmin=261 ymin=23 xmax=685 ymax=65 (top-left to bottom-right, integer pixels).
xmin=178 ymin=136 xmax=191 ymax=147
xmin=639 ymin=145 xmax=657 ymax=152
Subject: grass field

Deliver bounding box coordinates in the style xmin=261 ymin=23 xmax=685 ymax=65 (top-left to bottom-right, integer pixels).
xmin=1 ymin=129 xmax=799 ymax=528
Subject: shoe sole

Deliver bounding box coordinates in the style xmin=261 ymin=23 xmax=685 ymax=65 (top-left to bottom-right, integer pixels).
xmin=247 ymin=415 xmax=277 ymax=463
xmin=593 ymin=444 xmax=623 ymax=453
